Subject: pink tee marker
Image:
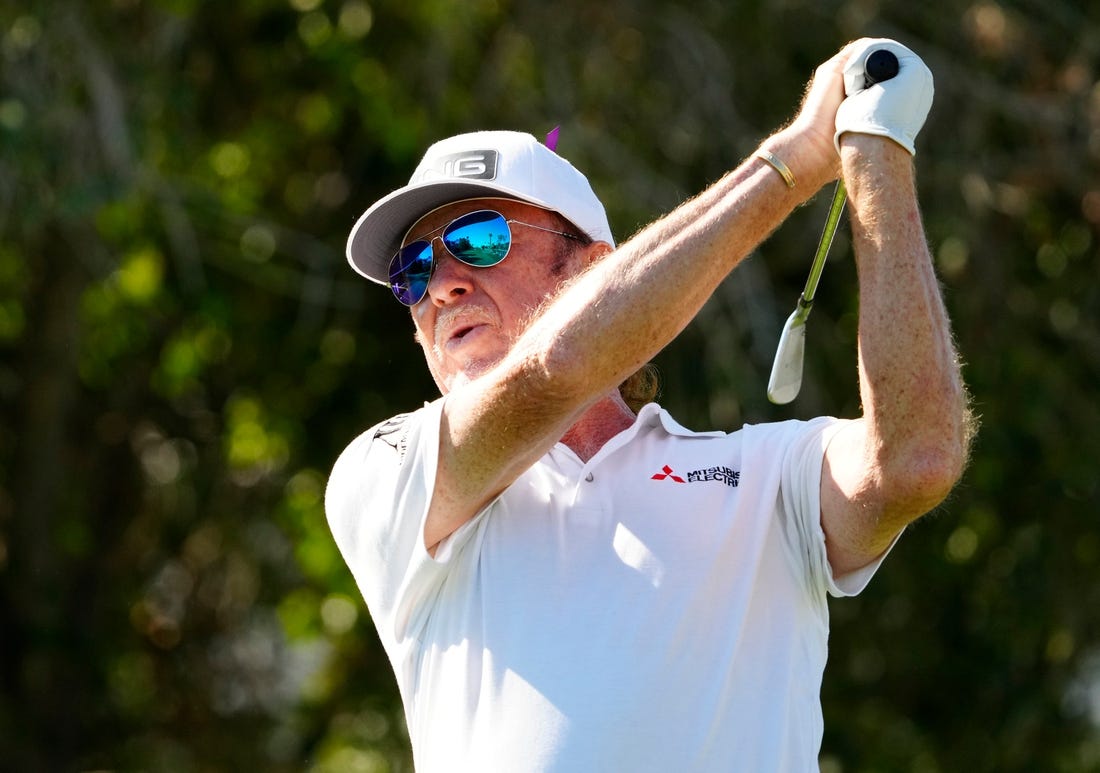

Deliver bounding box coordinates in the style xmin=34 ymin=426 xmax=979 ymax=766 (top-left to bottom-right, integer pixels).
xmin=544 ymin=126 xmax=560 ymax=151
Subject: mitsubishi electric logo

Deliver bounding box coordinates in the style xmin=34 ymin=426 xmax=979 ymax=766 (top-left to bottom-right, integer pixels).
xmin=414 ymin=149 xmax=500 ymax=182
xmin=651 ymin=464 xmax=740 ymax=488
xmin=651 ymin=465 xmax=685 ymax=483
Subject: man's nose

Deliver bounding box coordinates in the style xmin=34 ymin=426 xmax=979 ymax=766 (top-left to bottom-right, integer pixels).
xmin=425 ymin=247 xmax=475 ymax=305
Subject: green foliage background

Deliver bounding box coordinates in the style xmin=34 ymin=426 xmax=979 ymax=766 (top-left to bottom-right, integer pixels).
xmin=1 ymin=0 xmax=1098 ymax=770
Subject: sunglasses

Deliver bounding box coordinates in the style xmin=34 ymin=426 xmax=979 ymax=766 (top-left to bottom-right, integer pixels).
xmin=388 ymin=209 xmax=583 ymax=305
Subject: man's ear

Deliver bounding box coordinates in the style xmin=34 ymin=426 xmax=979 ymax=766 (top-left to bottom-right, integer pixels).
xmin=584 ymin=241 xmax=614 ymax=265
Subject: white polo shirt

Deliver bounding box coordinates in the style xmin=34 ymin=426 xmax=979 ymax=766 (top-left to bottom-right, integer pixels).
xmin=326 ymin=400 xmax=888 ymax=772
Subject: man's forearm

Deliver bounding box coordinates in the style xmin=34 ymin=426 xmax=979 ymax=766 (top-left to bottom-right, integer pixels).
xmin=523 ymin=125 xmax=836 ymax=408
xmin=843 ymin=136 xmax=969 ymax=513
xmin=520 ymin=44 xmax=854 ymax=408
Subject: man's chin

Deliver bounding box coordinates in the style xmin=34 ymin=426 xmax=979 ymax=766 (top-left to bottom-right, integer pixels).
xmin=439 ymin=359 xmax=494 ymax=394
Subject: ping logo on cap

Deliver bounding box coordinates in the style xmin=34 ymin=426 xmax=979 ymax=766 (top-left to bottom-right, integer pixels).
xmin=416 ymin=150 xmax=499 ymax=182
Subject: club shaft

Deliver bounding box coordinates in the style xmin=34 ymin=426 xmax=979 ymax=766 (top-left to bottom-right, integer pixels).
xmin=799 ymin=180 xmax=847 ymax=310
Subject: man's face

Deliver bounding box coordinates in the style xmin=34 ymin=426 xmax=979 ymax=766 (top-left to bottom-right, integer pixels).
xmin=404 ymin=198 xmax=591 ymax=393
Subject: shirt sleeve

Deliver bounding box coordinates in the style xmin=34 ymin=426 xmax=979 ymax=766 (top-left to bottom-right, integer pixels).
xmin=775 ymin=417 xmax=901 ymax=598
xmin=324 ymin=398 xmax=458 ymax=651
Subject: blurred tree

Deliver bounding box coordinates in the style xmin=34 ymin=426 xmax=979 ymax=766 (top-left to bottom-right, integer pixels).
xmin=0 ymin=0 xmax=1098 ymax=770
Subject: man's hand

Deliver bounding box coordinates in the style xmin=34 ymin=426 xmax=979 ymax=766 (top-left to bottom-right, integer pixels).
xmin=774 ymin=37 xmax=925 ymax=193
xmin=835 ymin=38 xmax=934 ymax=155
xmin=773 ymin=47 xmax=849 ymax=192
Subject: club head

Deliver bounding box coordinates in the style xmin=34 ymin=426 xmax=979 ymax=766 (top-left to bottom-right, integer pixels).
xmin=766 ymin=309 xmax=807 ymax=404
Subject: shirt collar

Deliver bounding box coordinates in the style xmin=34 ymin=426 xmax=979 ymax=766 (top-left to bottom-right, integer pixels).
xmin=634 ymin=402 xmax=727 ymax=439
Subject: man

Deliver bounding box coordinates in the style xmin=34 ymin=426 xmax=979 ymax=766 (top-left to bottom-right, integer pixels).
xmin=326 ymin=38 xmax=971 ymax=771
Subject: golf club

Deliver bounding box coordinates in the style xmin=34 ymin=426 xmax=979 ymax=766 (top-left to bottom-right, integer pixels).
xmin=766 ymin=48 xmax=900 ymax=404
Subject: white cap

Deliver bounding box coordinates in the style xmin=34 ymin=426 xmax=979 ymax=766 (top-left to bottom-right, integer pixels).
xmin=346 ymin=130 xmax=615 ymax=284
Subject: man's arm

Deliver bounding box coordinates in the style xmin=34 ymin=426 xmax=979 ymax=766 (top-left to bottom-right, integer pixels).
xmin=820 ymin=133 xmax=972 ymax=575
xmin=424 ymin=48 xmax=854 ymax=553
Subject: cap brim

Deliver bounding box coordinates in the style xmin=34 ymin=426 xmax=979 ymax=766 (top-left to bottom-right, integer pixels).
xmin=346 ymin=180 xmax=558 ymax=285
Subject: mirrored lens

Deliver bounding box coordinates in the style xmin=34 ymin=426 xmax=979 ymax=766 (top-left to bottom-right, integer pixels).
xmin=389 ymin=242 xmax=433 ymax=305
xmin=442 ymin=210 xmax=511 ymax=267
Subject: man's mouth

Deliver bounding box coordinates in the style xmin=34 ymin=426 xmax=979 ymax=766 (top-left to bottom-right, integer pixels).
xmin=451 ymin=324 xmax=476 ymax=342
xmin=433 ymin=306 xmax=493 ymax=352
xmin=444 ymin=322 xmax=491 ymax=350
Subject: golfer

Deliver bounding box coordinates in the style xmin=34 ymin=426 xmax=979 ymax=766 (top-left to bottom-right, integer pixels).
xmin=326 ymin=38 xmax=971 ymax=771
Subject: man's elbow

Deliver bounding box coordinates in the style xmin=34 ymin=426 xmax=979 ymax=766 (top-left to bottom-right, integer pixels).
xmin=889 ymin=410 xmax=976 ymax=519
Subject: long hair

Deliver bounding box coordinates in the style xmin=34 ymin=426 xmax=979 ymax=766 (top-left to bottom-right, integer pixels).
xmin=620 ymin=363 xmax=661 ymax=413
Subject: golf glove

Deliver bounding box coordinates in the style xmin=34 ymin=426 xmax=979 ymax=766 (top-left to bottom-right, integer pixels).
xmin=834 ymin=38 xmax=934 ymax=155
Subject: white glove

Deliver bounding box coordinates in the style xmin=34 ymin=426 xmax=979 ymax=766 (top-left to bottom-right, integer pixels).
xmin=834 ymin=38 xmax=934 ymax=155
